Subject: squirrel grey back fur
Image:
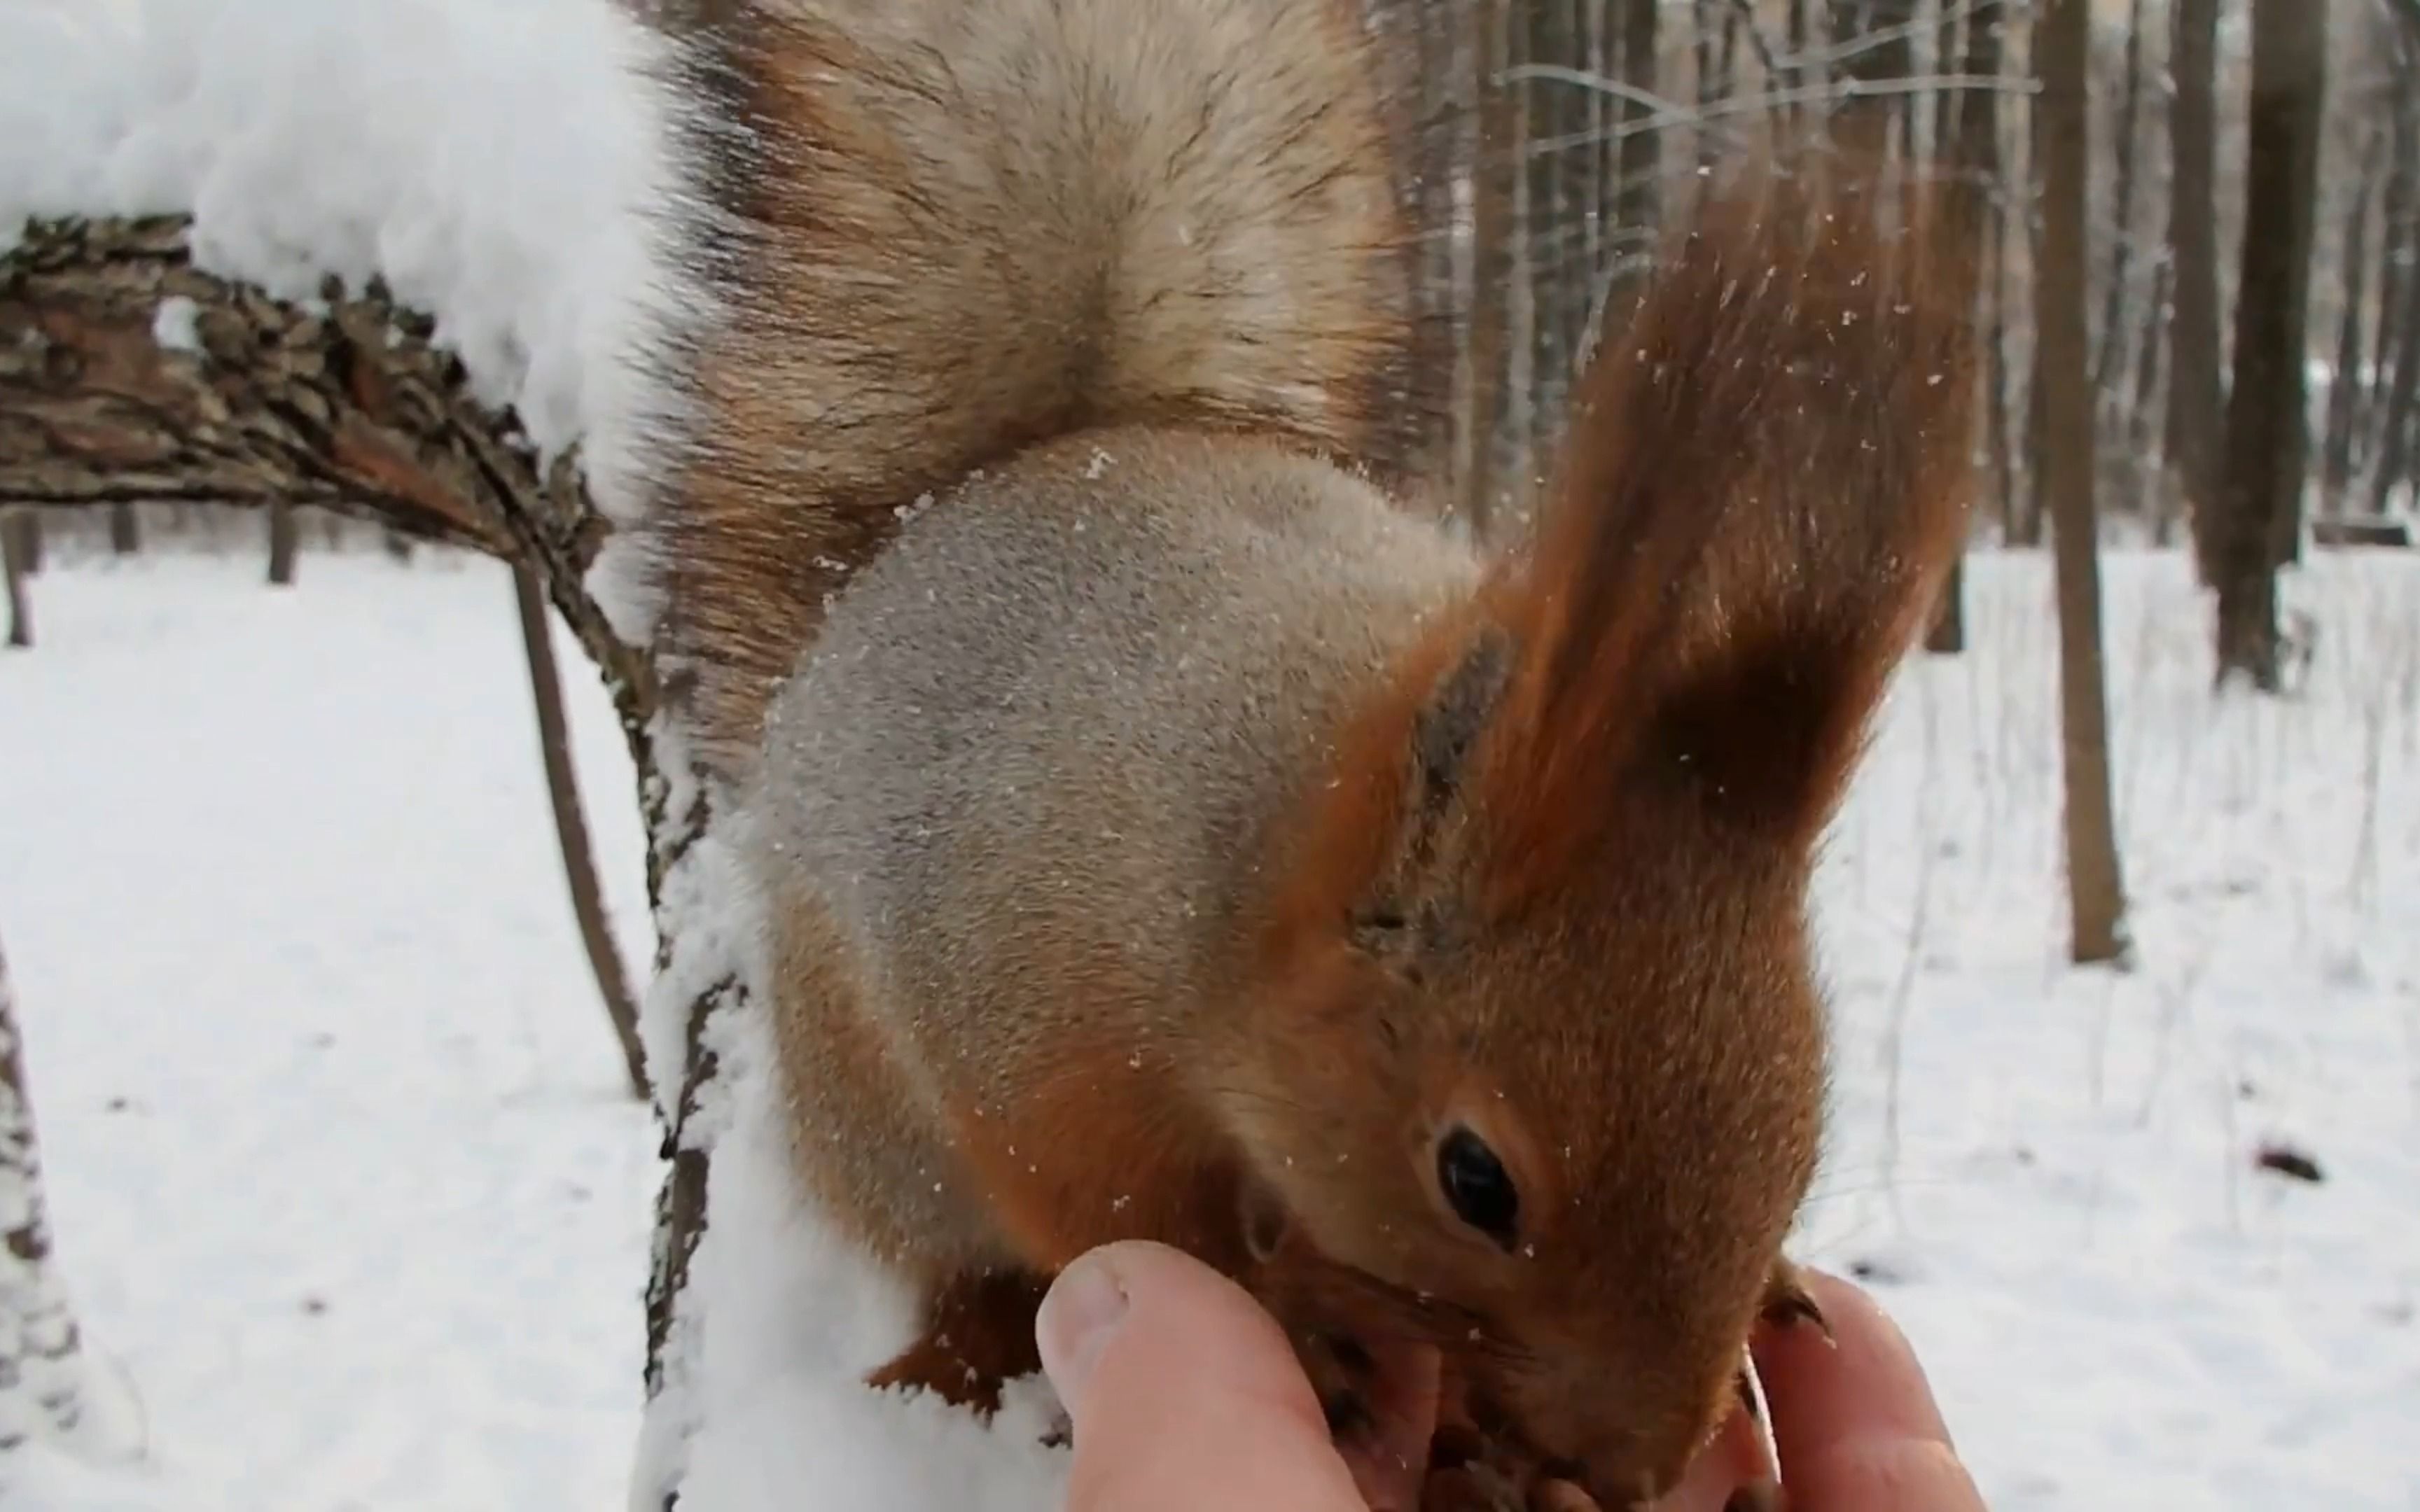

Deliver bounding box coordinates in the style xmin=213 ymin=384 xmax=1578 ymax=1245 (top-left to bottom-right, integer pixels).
xmin=741 ymin=428 xmax=1477 ymax=1270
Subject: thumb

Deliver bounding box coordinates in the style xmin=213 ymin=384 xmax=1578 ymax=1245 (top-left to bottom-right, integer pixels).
xmin=1038 ymin=1240 xmax=1368 ymax=1512
xmin=1753 ymin=1270 xmax=1985 ymax=1512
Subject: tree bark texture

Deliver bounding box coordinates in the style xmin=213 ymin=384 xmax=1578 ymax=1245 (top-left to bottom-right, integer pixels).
xmin=0 ymin=928 xmax=94 ymax=1452
xmin=2215 ymin=0 xmax=2328 ymax=688
xmin=2167 ymin=0 xmax=2227 ymax=582
xmin=2038 ymin=0 xmax=2131 ymax=966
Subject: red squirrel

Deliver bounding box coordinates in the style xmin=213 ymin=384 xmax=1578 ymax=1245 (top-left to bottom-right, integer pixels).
xmin=636 ymin=1 xmax=1977 ymax=1505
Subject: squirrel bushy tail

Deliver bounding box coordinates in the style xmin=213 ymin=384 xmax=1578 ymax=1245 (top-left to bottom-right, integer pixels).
xmin=640 ymin=0 xmax=1433 ymax=771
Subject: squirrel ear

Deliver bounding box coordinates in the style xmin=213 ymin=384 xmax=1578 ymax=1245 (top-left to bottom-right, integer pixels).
xmin=1350 ymin=625 xmax=1515 ymax=960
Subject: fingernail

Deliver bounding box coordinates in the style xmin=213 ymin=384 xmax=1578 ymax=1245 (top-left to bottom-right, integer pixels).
xmin=1036 ymin=1250 xmax=1131 ymax=1405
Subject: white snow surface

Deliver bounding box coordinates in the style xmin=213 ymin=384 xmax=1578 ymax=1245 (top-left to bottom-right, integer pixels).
xmin=1 ymin=547 xmax=2415 ymax=1510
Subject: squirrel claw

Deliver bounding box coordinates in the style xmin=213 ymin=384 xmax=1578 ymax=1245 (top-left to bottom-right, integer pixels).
xmin=1759 ymin=1261 xmax=1832 ymax=1341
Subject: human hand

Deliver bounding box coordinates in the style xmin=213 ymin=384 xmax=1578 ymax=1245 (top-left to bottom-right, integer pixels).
xmin=1036 ymin=1242 xmax=1984 ymax=1512
xmin=1034 ymin=1240 xmax=1442 ymax=1512
xmin=1655 ymin=1266 xmax=1988 ymax=1511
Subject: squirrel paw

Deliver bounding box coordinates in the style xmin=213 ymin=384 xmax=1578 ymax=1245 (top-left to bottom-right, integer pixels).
xmin=1300 ymin=1326 xmax=1386 ymax=1440
xmin=1426 ymin=1370 xmax=1599 ymax=1512
xmin=865 ymin=1266 xmax=1051 ymax=1417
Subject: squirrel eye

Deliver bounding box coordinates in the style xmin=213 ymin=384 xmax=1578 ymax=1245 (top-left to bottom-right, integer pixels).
xmin=1436 ymin=1126 xmax=1520 ymax=1247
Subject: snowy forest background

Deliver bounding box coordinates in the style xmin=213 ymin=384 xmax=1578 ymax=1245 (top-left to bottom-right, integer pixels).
xmin=3 ymin=1 xmax=2417 ymax=1509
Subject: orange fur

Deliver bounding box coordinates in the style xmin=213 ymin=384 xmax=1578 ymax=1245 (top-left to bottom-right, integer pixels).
xmin=1218 ymin=166 xmax=1980 ymax=1505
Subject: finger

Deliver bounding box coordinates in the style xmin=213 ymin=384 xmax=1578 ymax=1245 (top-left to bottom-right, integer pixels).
xmin=1777 ymin=1436 xmax=1983 ymax=1512
xmin=1750 ymin=1270 xmax=1985 ymax=1512
xmin=1751 ymin=1269 xmax=1951 ymax=1454
xmin=1038 ymin=1240 xmax=1370 ymax=1512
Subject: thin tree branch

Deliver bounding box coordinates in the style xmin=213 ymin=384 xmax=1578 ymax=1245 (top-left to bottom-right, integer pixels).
xmin=514 ymin=562 xmax=651 ymax=1102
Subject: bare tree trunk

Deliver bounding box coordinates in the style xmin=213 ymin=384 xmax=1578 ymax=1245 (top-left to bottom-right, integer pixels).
xmin=1361 ymin=0 xmax=1464 ymax=491
xmin=2092 ymin=0 xmax=2149 ymax=403
xmin=1523 ymin=0 xmax=1569 ymax=447
xmin=2167 ymin=0 xmax=2226 ymax=580
xmin=2 ymin=512 xmax=28 ymax=650
xmin=2372 ymin=27 xmax=2420 ymax=516
xmin=1989 ymin=215 xmax=2017 ymax=535
xmin=2323 ymin=139 xmax=2382 ymax=514
xmin=267 ymin=498 xmax=298 ymax=585
xmin=1928 ymin=0 xmax=2005 ymax=655
xmin=1929 ymin=0 xmax=1961 ymax=164
xmin=1828 ymin=1 xmax=1919 ymax=156
xmin=1463 ymin=0 xmax=1517 ymax=541
xmin=1695 ymin=0 xmax=1737 ymax=178
xmin=2016 ymin=57 xmax=2050 ymax=551
xmin=0 ymin=928 xmax=97 ymax=1452
xmin=1414 ymin=0 xmax=1465 ymax=436
xmin=2038 ymin=0 xmax=2130 ymax=965
xmin=2215 ymin=0 xmax=2328 ymax=688
xmin=1614 ymin=0 xmax=1661 ymax=282
xmin=2137 ymin=255 xmax=2176 ymax=540
xmin=1567 ymin=0 xmax=1604 ymax=330
xmin=514 ymin=564 xmax=650 ymax=1101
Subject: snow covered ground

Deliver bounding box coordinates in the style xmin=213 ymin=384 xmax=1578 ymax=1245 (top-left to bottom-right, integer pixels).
xmin=0 ymin=550 xmax=660 ymax=1511
xmin=1 ymin=543 xmax=2416 ymax=1511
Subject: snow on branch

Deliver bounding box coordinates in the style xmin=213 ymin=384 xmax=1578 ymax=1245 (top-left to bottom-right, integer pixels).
xmin=0 ymin=214 xmax=647 ymax=703
xmin=0 ymin=0 xmax=692 ymax=636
